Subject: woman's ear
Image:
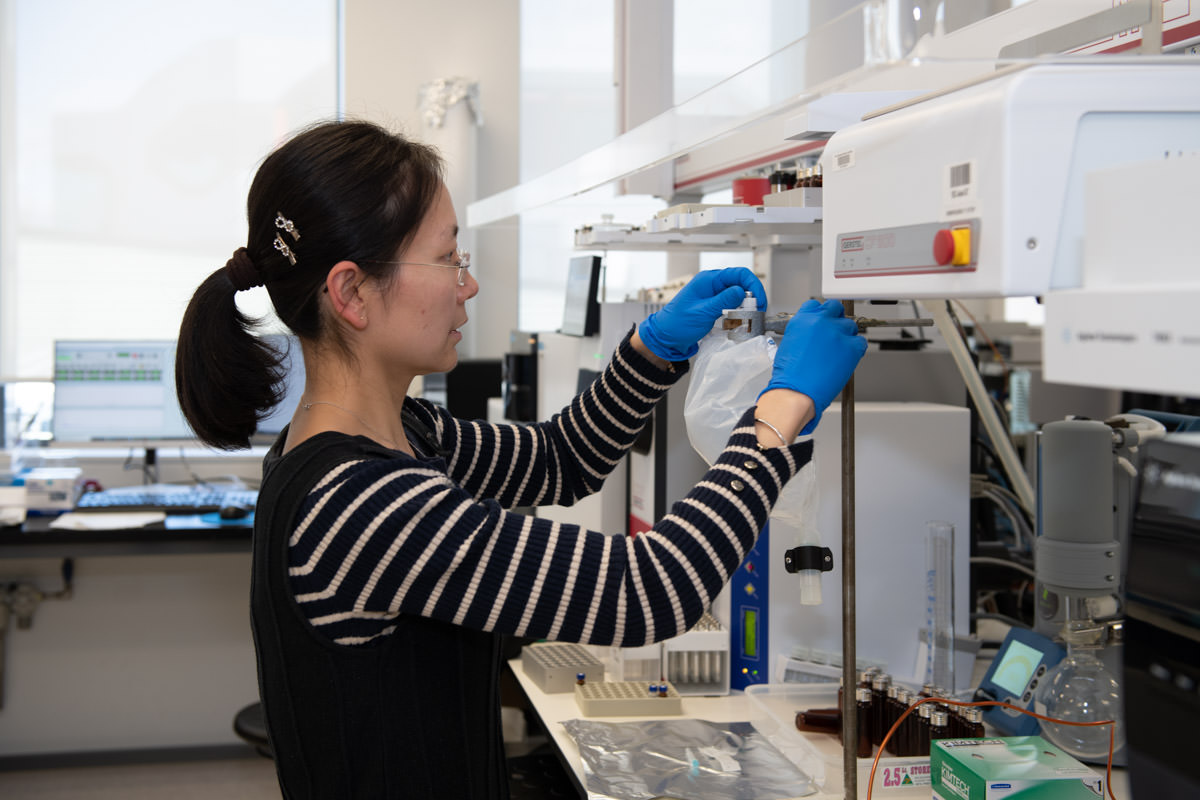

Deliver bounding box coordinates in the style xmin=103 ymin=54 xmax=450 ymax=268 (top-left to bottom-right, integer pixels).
xmin=325 ymin=261 xmax=370 ymax=329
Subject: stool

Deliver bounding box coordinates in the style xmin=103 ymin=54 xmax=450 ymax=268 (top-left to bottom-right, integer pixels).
xmin=233 ymin=702 xmax=273 ymax=759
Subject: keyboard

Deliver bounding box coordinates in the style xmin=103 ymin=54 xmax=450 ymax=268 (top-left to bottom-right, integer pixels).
xmin=75 ymin=485 xmax=259 ymax=514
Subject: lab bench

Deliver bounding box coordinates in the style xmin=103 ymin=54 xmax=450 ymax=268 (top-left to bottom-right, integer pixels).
xmin=507 ymin=657 xmax=1131 ymax=800
xmin=0 ymin=515 xmax=252 ymax=559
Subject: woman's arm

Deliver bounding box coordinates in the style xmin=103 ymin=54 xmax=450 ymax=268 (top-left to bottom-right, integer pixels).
xmin=289 ymin=405 xmax=810 ymax=648
xmin=290 ymin=296 xmax=866 ymax=648
xmin=417 ymin=329 xmax=685 ymax=509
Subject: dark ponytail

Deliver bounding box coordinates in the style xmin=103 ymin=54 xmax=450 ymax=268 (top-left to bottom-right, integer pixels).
xmin=175 ymin=119 xmax=444 ymax=450
xmin=175 ymin=263 xmax=286 ymax=449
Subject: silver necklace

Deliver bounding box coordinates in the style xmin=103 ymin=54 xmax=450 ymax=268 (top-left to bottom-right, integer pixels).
xmin=301 ymin=400 xmax=402 ymax=451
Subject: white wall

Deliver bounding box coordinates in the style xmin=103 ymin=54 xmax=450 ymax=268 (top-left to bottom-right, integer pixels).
xmin=0 ymin=451 xmax=265 ymax=757
xmin=344 ymin=0 xmax=521 ymax=362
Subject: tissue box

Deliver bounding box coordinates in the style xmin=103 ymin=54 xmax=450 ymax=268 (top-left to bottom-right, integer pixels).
xmin=931 ymin=736 xmax=1103 ymax=800
xmin=22 ymin=468 xmax=83 ymax=515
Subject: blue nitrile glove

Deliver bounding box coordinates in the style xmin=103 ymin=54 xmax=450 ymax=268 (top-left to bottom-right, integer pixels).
xmin=762 ymin=298 xmax=868 ymax=435
xmin=638 ymin=267 xmax=767 ymax=361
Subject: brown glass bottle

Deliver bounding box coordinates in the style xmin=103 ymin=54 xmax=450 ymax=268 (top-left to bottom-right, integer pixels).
xmin=946 ymin=703 xmax=963 ymax=738
xmin=962 ymin=706 xmax=985 ymax=738
xmin=768 ymin=165 xmax=796 ymax=193
xmin=883 ymin=685 xmax=900 ymax=753
xmin=915 ymin=702 xmax=933 ymax=756
xmin=795 ymin=707 xmax=841 ymax=734
xmin=856 ymin=687 xmax=873 ymax=758
xmin=870 ymin=673 xmax=891 ymax=746
xmin=893 ymin=688 xmax=913 ymax=757
xmin=929 ymin=707 xmax=950 ymax=755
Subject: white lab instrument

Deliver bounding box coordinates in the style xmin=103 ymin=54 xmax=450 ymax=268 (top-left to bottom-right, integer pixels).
xmin=1042 ymin=154 xmax=1200 ymax=398
xmin=821 ymin=61 xmax=1200 ymax=300
xmin=817 ymin=60 xmax=1200 ymax=778
xmin=723 ymin=402 xmax=971 ymax=691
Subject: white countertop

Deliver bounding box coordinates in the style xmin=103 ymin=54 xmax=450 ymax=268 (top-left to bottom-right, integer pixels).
xmin=508 ymin=658 xmax=1131 ymax=800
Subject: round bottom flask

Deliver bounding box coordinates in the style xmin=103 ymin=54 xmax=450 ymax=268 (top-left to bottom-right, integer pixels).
xmin=1033 ymin=627 xmax=1124 ymax=759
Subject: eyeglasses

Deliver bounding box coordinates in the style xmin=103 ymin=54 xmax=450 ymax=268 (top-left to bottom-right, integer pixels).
xmin=369 ymin=251 xmax=471 ymax=286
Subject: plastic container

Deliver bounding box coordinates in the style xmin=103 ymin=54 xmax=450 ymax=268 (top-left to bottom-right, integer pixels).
xmin=731 ymin=175 xmax=769 ymax=205
xmin=746 ymin=683 xmax=933 ymax=796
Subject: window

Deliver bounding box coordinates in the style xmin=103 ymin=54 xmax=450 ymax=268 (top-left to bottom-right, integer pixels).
xmin=1 ymin=0 xmax=338 ymax=446
xmin=518 ymin=0 xmax=666 ymax=333
xmin=516 ymin=0 xmax=809 ymax=333
xmin=1 ymin=0 xmax=340 ymax=382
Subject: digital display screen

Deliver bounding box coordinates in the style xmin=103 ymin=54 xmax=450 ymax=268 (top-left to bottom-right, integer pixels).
xmin=991 ymin=638 xmax=1042 ymax=696
xmin=52 ymin=340 xmax=192 ymax=442
xmin=561 ymin=256 xmax=599 ymax=336
xmin=742 ymin=608 xmax=758 ymax=658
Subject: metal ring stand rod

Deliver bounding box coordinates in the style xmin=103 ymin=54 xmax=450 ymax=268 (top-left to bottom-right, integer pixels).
xmin=841 ymin=299 xmax=858 ymax=800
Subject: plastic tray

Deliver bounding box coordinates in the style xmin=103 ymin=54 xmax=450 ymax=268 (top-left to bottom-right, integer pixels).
xmin=574 ymin=680 xmax=683 ymax=717
xmin=521 ymin=642 xmax=604 ymax=694
xmin=745 ymin=683 xmax=933 ymax=796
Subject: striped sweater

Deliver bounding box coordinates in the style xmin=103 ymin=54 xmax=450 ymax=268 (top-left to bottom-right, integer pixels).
xmin=284 ymin=332 xmax=814 ymax=648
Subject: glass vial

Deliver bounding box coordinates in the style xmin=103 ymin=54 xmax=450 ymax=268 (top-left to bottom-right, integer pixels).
xmin=796 ymin=707 xmax=841 ymax=734
xmin=870 ymin=673 xmax=891 ymax=746
xmin=856 ymin=687 xmax=873 ymax=758
xmin=894 ymin=688 xmax=913 ymax=757
xmin=916 ymin=702 xmax=933 ymax=757
xmin=883 ymin=685 xmax=900 ymax=753
xmin=962 ymin=706 xmax=985 ymax=738
xmin=929 ymin=707 xmax=950 ymax=754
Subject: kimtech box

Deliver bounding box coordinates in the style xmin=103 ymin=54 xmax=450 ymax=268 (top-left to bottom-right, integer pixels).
xmin=931 ymin=736 xmax=1103 ymax=800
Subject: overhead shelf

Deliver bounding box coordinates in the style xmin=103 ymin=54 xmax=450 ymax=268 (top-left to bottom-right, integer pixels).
xmin=467 ymin=0 xmax=1164 ymax=228
xmin=574 ymin=227 xmax=743 ymax=252
xmin=649 ymin=204 xmax=821 ymax=236
xmin=575 ymin=204 xmax=823 ymax=251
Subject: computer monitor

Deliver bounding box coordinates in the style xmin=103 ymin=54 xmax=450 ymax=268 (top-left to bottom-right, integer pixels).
xmin=51 ymin=335 xmax=305 ymax=455
xmin=52 ymin=340 xmax=193 ymax=446
xmin=255 ymin=334 xmax=305 ymax=441
xmin=561 ymin=255 xmax=601 ymax=337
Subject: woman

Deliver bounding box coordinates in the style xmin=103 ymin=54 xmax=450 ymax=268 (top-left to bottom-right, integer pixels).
xmin=176 ymin=119 xmax=866 ymax=799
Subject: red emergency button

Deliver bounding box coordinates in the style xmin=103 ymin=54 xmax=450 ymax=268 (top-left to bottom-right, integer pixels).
xmin=933 ymin=227 xmax=971 ymax=266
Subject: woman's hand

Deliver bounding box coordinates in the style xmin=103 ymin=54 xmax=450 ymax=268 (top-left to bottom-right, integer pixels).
xmin=761 ymin=299 xmax=868 ymax=435
xmin=637 ymin=267 xmax=766 ymax=362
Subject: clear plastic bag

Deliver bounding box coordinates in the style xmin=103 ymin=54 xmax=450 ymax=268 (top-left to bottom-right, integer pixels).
xmin=683 ymin=332 xmax=776 ymax=466
xmin=683 ymin=331 xmax=825 ymax=605
xmin=562 ymin=717 xmax=817 ymax=799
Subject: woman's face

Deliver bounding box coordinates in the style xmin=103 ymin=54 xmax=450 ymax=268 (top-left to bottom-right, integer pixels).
xmin=369 ymin=183 xmax=479 ymax=380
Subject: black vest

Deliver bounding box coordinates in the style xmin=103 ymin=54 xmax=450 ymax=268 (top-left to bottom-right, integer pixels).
xmin=250 ymin=431 xmax=508 ymax=799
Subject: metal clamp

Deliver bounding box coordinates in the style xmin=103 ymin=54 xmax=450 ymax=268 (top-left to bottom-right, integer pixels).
xmin=722 ymin=308 xmax=933 ymax=341
xmin=784 ymin=545 xmax=834 ymax=574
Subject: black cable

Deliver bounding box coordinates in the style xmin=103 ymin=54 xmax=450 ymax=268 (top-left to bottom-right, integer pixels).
xmin=945 ymin=301 xmax=1032 ymax=507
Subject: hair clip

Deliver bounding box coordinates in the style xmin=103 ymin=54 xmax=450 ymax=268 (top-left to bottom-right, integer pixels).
xmin=274 ymin=234 xmax=297 ymax=266
xmin=275 ymin=212 xmax=301 ymax=241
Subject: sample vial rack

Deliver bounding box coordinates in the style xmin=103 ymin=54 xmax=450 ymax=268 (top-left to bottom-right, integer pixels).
xmin=521 ymin=642 xmax=604 ymax=694
xmin=574 ymin=680 xmax=684 ymax=717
